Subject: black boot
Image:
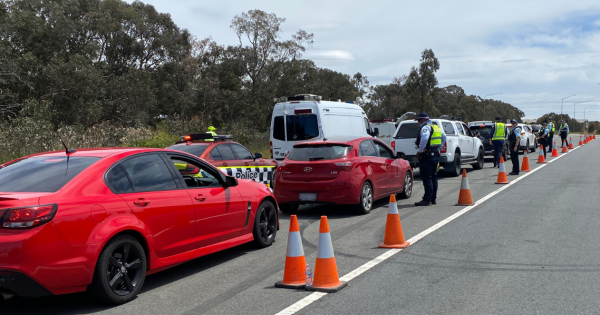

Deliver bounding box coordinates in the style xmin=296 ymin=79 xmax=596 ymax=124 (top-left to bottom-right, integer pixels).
xmin=431 ymin=199 xmax=437 ymax=205
xmin=414 ymin=199 xmax=431 ymax=206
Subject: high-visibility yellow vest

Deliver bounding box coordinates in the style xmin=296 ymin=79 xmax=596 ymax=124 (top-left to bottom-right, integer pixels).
xmin=428 ymin=123 xmax=443 ymax=148
xmin=548 ymin=122 xmax=555 ymax=132
xmin=492 ymin=122 xmax=505 ymax=140
xmin=560 ymin=123 xmax=568 ymax=132
xmin=205 ymin=131 xmax=216 ymax=142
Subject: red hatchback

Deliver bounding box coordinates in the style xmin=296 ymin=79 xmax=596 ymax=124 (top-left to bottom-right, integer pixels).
xmin=274 ymin=136 xmax=413 ymax=214
xmin=166 ymin=134 xmax=278 ymax=187
xmin=0 ymin=148 xmax=278 ymax=304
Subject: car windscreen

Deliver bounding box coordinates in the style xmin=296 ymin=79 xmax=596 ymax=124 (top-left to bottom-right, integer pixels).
xmin=470 ymin=126 xmax=492 ymax=136
xmin=288 ymin=144 xmax=352 ymax=161
xmin=273 ymin=114 xmax=319 ymax=141
xmin=0 ymin=156 xmax=100 ymax=192
xmin=395 ymin=123 xmax=420 ymax=138
xmin=166 ymin=144 xmax=209 ymax=157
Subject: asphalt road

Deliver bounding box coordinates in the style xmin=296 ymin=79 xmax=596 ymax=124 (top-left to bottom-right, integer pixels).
xmin=1 ymin=135 xmax=595 ymax=315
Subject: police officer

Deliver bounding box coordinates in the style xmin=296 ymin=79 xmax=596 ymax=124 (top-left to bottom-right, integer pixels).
xmin=538 ymin=122 xmax=550 ymax=158
xmin=547 ymin=118 xmax=555 ymax=145
xmin=205 ymin=126 xmax=217 ymax=142
xmin=489 ymin=116 xmax=505 ymax=168
xmin=559 ymin=119 xmax=569 ymax=148
xmin=414 ymin=113 xmax=447 ymax=206
xmin=508 ymin=119 xmax=521 ymax=175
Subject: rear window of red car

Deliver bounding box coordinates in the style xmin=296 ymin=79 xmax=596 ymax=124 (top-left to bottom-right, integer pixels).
xmin=166 ymin=144 xmax=209 ymax=157
xmin=0 ymin=157 xmax=100 ymax=192
xmin=288 ymin=144 xmax=352 ymax=161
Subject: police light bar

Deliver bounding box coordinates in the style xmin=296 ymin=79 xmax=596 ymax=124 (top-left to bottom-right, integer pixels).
xmin=179 ymin=134 xmax=233 ymax=142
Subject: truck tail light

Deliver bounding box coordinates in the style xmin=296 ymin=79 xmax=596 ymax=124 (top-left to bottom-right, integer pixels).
xmin=440 ymin=142 xmax=447 ymax=153
xmin=270 ymin=141 xmax=273 ymax=159
xmin=391 ymin=141 xmax=395 ymax=150
xmin=0 ymin=204 xmax=58 ymax=229
xmin=329 ymin=162 xmax=353 ymax=171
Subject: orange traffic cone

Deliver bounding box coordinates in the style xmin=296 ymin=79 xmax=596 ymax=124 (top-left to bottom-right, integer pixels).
xmin=561 ymin=140 xmax=568 ymax=153
xmin=275 ymin=215 xmax=307 ymax=289
xmin=521 ymin=149 xmax=531 ymax=172
xmin=496 ymin=156 xmax=508 ymax=184
xmin=379 ymin=195 xmax=410 ymax=248
xmin=551 ymin=142 xmax=559 ymax=157
xmin=579 ymin=136 xmax=584 ymax=146
xmin=568 ymin=137 xmax=574 ymax=149
xmin=537 ymin=145 xmax=546 ymax=164
xmin=456 ymin=169 xmax=473 ymax=205
xmin=306 ymin=217 xmax=347 ymax=293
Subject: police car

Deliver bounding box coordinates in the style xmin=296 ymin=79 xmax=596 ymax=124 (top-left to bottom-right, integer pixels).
xmin=166 ymin=134 xmax=277 ymax=188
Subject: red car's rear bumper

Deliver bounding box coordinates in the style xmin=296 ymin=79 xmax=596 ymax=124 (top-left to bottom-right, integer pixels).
xmin=274 ymin=177 xmax=361 ymax=205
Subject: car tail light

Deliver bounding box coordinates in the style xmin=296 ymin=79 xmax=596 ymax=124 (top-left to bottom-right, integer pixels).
xmin=329 ymin=162 xmax=353 ymax=171
xmin=440 ymin=142 xmax=447 ymax=153
xmin=276 ymin=163 xmax=289 ymax=172
xmin=0 ymin=204 xmax=58 ymax=229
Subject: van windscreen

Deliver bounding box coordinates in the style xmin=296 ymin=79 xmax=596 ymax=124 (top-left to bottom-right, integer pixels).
xmin=273 ymin=114 xmax=319 ymax=141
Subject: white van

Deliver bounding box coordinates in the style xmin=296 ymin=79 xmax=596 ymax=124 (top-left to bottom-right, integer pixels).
xmin=270 ymin=94 xmax=377 ymax=162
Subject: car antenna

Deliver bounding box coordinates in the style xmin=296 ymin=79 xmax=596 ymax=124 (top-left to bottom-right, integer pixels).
xmin=56 ymin=132 xmax=76 ymax=176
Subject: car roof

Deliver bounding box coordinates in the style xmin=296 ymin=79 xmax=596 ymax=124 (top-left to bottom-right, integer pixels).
xmin=20 ymin=148 xmax=173 ymax=159
xmin=293 ymin=136 xmax=373 ymax=146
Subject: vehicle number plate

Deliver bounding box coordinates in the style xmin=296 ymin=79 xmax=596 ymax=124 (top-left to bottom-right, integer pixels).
xmin=299 ymin=193 xmax=317 ymax=201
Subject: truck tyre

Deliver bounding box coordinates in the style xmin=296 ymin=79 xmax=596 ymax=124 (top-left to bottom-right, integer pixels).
xmin=445 ymin=152 xmax=461 ymax=177
xmin=471 ymin=148 xmax=484 ymax=170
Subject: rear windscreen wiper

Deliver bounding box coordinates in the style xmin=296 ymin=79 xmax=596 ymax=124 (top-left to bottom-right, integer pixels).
xmin=309 ymin=157 xmax=326 ymax=161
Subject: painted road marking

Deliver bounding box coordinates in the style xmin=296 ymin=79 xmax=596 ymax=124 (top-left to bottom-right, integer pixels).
xmin=275 ymin=143 xmax=583 ymax=315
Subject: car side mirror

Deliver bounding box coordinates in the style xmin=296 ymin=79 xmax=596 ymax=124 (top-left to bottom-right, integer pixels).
xmin=224 ymin=176 xmax=238 ymax=187
xmin=254 ymin=152 xmax=263 ymax=159
xmin=396 ymin=152 xmax=406 ymax=159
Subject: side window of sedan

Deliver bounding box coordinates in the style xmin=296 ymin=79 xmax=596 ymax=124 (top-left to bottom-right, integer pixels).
xmin=105 ymin=165 xmax=134 ymax=193
xmin=359 ymin=140 xmax=378 ymax=157
xmin=374 ymin=142 xmax=394 ymax=159
xmin=230 ymin=144 xmax=253 ymax=159
xmin=120 ymin=154 xmax=178 ymax=192
xmin=211 ymin=145 xmax=236 ymax=161
xmin=169 ymin=157 xmax=222 ymax=188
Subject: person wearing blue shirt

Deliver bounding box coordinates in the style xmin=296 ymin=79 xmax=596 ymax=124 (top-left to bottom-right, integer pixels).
xmin=414 ymin=113 xmax=447 ymax=206
xmin=559 ymin=119 xmax=569 ymax=148
xmin=507 ymin=119 xmax=522 ymax=175
xmin=538 ymin=122 xmax=550 ymax=159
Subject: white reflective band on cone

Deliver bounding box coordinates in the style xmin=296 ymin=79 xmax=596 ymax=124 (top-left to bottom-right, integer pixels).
xmin=539 ymin=148 xmax=544 ymax=156
xmin=286 ymin=231 xmax=304 ymax=257
xmin=388 ymin=202 xmax=399 ymax=215
xmin=499 ymin=161 xmax=506 ymax=173
xmin=523 ymin=150 xmax=528 ymax=157
xmin=316 ymin=232 xmax=335 ymax=259
xmin=460 ymin=177 xmax=470 ymax=190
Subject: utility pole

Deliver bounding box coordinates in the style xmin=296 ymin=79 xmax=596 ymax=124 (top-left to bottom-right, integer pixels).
xmin=560 ymin=95 xmax=576 ymax=121
xmin=482 ymin=93 xmax=502 ymax=120
xmin=573 ymin=101 xmax=589 ymax=120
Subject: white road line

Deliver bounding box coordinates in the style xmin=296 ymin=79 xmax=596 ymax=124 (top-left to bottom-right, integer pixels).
xmin=274 ymin=145 xmax=581 ymax=315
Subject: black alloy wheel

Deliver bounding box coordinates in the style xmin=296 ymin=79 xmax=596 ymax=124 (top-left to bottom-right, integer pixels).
xmin=253 ymin=200 xmax=277 ymax=247
xmin=89 ymin=235 xmax=146 ymax=305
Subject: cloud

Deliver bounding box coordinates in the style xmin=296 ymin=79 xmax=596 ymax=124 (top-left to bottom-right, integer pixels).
xmin=307 ymin=50 xmax=355 ymax=61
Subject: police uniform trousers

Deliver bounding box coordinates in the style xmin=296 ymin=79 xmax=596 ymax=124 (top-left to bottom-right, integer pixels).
xmin=509 ymin=142 xmax=520 ymax=174
xmin=419 ymin=150 xmax=439 ymax=202
xmin=560 ymin=131 xmax=568 ymax=147
xmin=541 ymin=138 xmax=548 ymax=158
xmin=549 ymin=131 xmax=554 ymax=145
xmin=492 ymin=140 xmax=504 ymax=167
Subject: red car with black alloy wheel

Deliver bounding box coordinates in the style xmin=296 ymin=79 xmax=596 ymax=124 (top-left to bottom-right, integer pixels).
xmin=274 ymin=136 xmax=413 ymax=214
xmin=0 ymin=148 xmax=278 ymax=304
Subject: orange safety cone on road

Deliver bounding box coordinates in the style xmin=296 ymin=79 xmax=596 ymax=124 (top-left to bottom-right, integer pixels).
xmin=568 ymin=137 xmax=574 ymax=149
xmin=579 ymin=136 xmax=584 ymax=146
xmin=551 ymin=142 xmax=559 ymax=157
xmin=379 ymin=195 xmax=410 ymax=248
xmin=521 ymin=149 xmax=531 ymax=172
xmin=561 ymin=140 xmax=568 ymax=153
xmin=306 ymin=216 xmax=347 ymax=293
xmin=537 ymin=145 xmax=546 ymax=164
xmin=456 ymin=169 xmax=474 ymax=205
xmin=275 ymin=215 xmax=307 ymax=289
xmin=496 ymin=156 xmax=508 ymax=184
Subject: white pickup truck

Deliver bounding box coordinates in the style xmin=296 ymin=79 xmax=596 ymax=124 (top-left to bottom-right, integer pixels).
xmin=392 ymin=119 xmax=485 ymax=176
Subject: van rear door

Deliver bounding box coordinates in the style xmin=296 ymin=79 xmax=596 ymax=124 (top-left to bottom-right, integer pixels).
xmin=393 ymin=122 xmax=420 ymax=163
xmin=271 ymin=105 xmax=320 ymax=161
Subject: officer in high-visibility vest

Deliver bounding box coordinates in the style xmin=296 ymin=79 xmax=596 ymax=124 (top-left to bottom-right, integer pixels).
xmin=414 ymin=113 xmax=447 ymax=207
xmin=559 ymin=119 xmax=569 ymax=148
xmin=205 ymin=126 xmax=217 ymax=141
xmin=547 ymin=118 xmax=555 ymax=145
xmin=537 ymin=122 xmax=550 ymax=159
xmin=489 ymin=116 xmax=505 ymax=168
xmin=508 ymin=119 xmax=521 ymax=175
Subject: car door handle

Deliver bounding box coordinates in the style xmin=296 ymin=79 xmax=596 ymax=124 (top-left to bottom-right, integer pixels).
xmin=195 ymin=194 xmax=206 ymax=202
xmin=222 ymin=162 xmax=228 ymax=167
xmin=244 ymin=162 xmax=250 ymax=166
xmin=133 ymin=199 xmax=150 ymax=207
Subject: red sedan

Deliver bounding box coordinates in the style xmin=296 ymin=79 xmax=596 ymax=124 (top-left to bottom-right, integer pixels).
xmin=166 ymin=134 xmax=277 ymax=187
xmin=0 ymin=148 xmax=278 ymax=304
xmin=274 ymin=136 xmax=413 ymax=214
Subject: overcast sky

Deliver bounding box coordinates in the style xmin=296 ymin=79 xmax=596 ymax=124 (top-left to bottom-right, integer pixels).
xmin=132 ymin=0 xmax=600 ymax=121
